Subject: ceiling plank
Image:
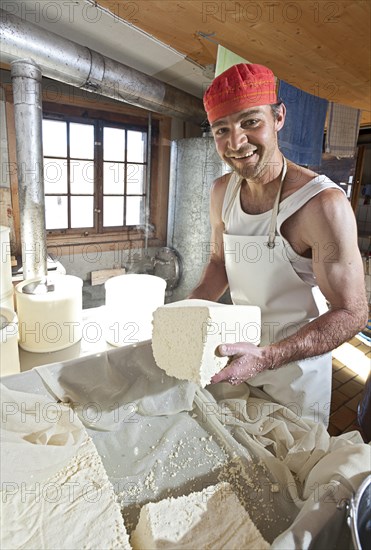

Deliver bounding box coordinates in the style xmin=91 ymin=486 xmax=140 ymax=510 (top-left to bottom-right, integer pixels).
xmin=97 ymin=0 xmax=370 ymax=118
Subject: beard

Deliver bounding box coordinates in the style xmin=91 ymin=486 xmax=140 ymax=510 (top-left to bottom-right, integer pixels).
xmin=224 ymin=145 xmax=280 ymax=182
xmin=224 ymin=151 xmax=264 ymax=181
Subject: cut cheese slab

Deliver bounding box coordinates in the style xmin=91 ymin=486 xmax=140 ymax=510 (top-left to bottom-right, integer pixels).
xmin=130 ymin=481 xmax=269 ymax=550
xmin=152 ymin=299 xmax=261 ymax=387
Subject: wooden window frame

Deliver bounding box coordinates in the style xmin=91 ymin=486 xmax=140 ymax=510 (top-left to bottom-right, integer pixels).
xmin=40 ymin=102 xmax=170 ymax=254
xmin=43 ymin=113 xmax=149 ymax=235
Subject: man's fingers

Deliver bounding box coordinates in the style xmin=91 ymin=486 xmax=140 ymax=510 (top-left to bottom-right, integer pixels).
xmin=211 ymin=357 xmax=244 ymax=384
xmin=212 ymin=342 xmax=264 ymax=385
xmin=211 ymin=367 xmax=233 ymax=384
xmin=217 ymin=343 xmax=248 ymax=357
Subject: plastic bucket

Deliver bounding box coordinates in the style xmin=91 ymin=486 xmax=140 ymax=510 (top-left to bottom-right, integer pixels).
xmin=0 ymin=307 xmax=20 ymax=377
xmin=15 ymin=275 xmax=83 ymax=352
xmin=0 ymin=288 xmax=14 ymax=310
xmin=105 ymin=274 xmax=166 ymax=346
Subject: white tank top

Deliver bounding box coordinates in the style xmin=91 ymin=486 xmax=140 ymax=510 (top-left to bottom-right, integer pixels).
xmin=222 ymin=174 xmax=344 ymax=285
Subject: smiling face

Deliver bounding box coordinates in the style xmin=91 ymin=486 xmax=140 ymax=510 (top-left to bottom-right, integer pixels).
xmin=211 ymin=104 xmax=285 ymax=183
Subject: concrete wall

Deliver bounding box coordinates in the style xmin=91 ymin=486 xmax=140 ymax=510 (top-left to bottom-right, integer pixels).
xmin=55 ymin=245 xmax=158 ymax=281
xmin=167 ymin=137 xmax=231 ymax=302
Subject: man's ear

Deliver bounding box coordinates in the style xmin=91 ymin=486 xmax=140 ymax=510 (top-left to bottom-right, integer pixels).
xmin=275 ymin=103 xmax=286 ymax=132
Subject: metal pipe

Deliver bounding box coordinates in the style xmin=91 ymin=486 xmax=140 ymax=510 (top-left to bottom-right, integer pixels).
xmin=0 ymin=9 xmax=205 ymax=122
xmin=11 ymin=59 xmax=47 ymax=280
xmin=144 ymin=112 xmax=152 ymax=254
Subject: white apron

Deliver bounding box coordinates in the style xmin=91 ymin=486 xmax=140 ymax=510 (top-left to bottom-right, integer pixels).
xmin=223 ymin=159 xmax=333 ymax=426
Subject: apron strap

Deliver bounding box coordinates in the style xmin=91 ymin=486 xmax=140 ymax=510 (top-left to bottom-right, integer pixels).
xmin=267 ymin=156 xmax=287 ymax=248
xmin=224 ymin=156 xmax=288 ymax=249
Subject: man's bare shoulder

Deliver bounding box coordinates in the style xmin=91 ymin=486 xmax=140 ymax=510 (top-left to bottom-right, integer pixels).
xmin=304 ymin=186 xmax=348 ymax=216
xmin=282 ymin=183 xmax=349 ymax=254
xmin=210 ymin=172 xmax=233 ymax=223
xmin=296 ymin=187 xmax=354 ymax=242
xmin=212 ymin=172 xmax=233 ymax=191
xmin=211 ymin=172 xmax=233 ymax=203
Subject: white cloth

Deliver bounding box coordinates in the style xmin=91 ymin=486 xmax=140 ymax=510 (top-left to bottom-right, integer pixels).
xmin=32 ymin=341 xmax=371 ymax=547
xmin=201 ymin=382 xmax=371 ymax=549
xmin=35 ymin=342 xmax=197 ymax=431
xmin=33 ymin=343 xmax=229 ymax=531
xmin=0 ymin=385 xmax=131 ymax=550
xmin=0 ymin=383 xmax=86 ymax=484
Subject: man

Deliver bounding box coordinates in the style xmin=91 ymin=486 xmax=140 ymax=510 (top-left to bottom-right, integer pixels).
xmin=189 ymin=63 xmax=367 ymax=425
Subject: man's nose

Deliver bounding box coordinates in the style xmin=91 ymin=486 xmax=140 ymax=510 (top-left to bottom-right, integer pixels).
xmin=229 ymin=127 xmax=248 ymax=150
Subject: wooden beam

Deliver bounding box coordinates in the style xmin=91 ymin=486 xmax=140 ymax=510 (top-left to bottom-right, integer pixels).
xmin=152 ymin=117 xmax=171 ymax=243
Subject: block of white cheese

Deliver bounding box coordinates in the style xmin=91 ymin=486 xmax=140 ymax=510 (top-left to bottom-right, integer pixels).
xmin=151 ymin=299 xmax=261 ymax=387
xmin=130 ymin=481 xmax=269 ymax=550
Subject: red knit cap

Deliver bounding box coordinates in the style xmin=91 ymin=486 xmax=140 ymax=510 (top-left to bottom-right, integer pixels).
xmin=204 ymin=63 xmax=277 ymax=124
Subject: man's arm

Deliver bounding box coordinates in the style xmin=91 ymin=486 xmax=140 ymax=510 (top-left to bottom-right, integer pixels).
xmin=188 ymin=175 xmax=230 ymax=301
xmin=212 ymin=189 xmax=368 ymax=384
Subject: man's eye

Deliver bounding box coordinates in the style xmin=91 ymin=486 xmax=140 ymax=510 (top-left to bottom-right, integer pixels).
xmin=242 ymin=119 xmax=258 ymax=127
xmin=215 ymin=128 xmax=228 ymax=136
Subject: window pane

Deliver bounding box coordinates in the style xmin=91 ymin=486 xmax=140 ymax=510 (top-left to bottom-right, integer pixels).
xmin=127 ymin=164 xmax=145 ymax=194
xmin=103 ymin=196 xmax=124 ymax=226
xmin=103 ymin=127 xmax=125 ymax=161
xmin=70 ymin=123 xmax=94 ymax=159
xmin=103 ymin=162 xmax=125 ymax=194
xmin=45 ymin=196 xmax=68 ymax=229
xmin=42 ymin=120 xmax=67 ymax=157
xmin=43 ymin=158 xmax=67 ymax=194
xmin=70 ymin=160 xmax=94 ymax=194
xmin=126 ymin=196 xmax=143 ymax=226
xmin=70 ymin=196 xmax=94 ymax=228
xmin=127 ymin=130 xmax=146 ymax=162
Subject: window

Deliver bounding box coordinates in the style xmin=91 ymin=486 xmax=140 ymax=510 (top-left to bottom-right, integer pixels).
xmin=42 ymin=115 xmax=148 ymax=233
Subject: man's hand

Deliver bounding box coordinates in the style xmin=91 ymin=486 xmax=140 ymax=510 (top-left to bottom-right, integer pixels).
xmin=211 ymin=342 xmax=271 ymax=385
